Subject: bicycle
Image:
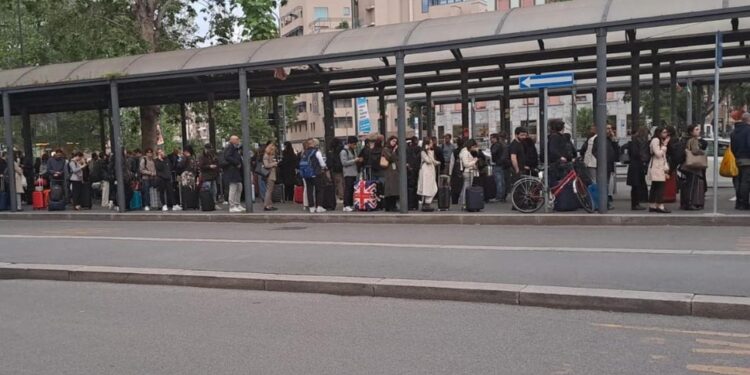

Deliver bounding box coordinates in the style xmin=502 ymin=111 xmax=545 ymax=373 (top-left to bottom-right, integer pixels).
xmin=510 ymin=160 xmax=594 ymax=213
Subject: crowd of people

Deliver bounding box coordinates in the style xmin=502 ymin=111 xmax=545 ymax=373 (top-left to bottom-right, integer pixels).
xmin=1 ymin=111 xmax=749 ymax=214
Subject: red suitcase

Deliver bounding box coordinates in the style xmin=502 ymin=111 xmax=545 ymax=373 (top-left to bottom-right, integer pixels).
xmin=33 ymin=190 xmax=47 ymax=210
xmin=663 ymin=171 xmax=677 ymax=203
xmin=294 ymin=185 xmax=304 ymax=204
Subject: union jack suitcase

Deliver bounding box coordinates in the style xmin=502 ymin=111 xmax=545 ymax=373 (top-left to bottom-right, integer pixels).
xmin=353 ymin=180 xmax=379 ymax=212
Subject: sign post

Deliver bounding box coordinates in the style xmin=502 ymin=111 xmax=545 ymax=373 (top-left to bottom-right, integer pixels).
xmin=356 ymin=97 xmax=372 ymax=136
xmin=520 ymin=72 xmax=576 ymax=213
xmin=713 ymin=31 xmax=722 ymax=215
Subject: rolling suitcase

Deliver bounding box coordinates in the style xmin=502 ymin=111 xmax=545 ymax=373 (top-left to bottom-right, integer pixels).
xmin=438 ymin=175 xmax=451 ymax=211
xmin=483 ymin=174 xmax=497 ymax=202
xmin=180 ymin=187 xmax=199 ymax=210
xmin=200 ymin=190 xmax=215 ymax=211
xmin=465 ymin=186 xmax=484 ymax=212
xmin=129 ymin=191 xmax=143 ymax=210
xmin=663 ymin=172 xmax=677 ymax=203
xmin=320 ymin=184 xmax=337 ymax=211
xmin=48 ymin=183 xmax=66 ymax=211
xmin=33 ymin=190 xmax=46 ymax=210
xmin=294 ymin=185 xmax=304 ymax=204
xmin=353 ymin=180 xmax=379 ymax=211
xmin=149 ymin=187 xmax=161 ymax=209
xmin=272 ymin=183 xmax=285 ymax=203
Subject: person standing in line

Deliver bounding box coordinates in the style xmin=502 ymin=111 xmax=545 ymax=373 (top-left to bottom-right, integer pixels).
xmin=418 ymin=137 xmax=440 ymax=212
xmin=489 ymin=133 xmax=506 ymax=203
xmin=340 ymin=136 xmax=361 ymax=212
xmin=458 ymin=139 xmax=479 ymax=210
xmin=278 ymin=141 xmax=298 ymax=202
xmin=648 ymin=127 xmax=671 ymax=213
xmin=139 ymin=148 xmax=157 ymax=211
xmin=199 ymin=144 xmax=220 ymax=203
xmin=581 ymin=126 xmax=598 ymax=183
xmin=12 ymin=155 xmax=26 ymax=211
xmin=680 ymin=124 xmax=708 ymax=210
xmin=155 ymin=149 xmax=180 ymax=211
xmin=627 ymin=127 xmax=651 ymax=211
xmin=441 ymin=134 xmax=456 ymax=176
xmin=731 ymin=112 xmax=750 ymax=210
xmin=68 ymin=152 xmax=85 ymax=211
xmin=262 ymin=143 xmax=279 ymax=211
xmin=303 ymin=138 xmax=328 ymax=213
xmin=382 ymin=136 xmax=401 ymax=212
xmin=223 ymin=136 xmax=245 ymax=213
xmin=327 ymin=138 xmax=345 ymax=202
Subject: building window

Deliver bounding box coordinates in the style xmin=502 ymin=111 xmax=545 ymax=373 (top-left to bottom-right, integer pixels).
xmin=549 ymin=96 xmax=562 ymax=106
xmin=334 ymin=117 xmax=354 ymax=129
xmin=510 ymin=0 xmax=521 ymax=8
xmin=523 ymin=97 xmax=537 ymax=106
xmin=343 ymin=7 xmax=350 ymax=16
xmin=422 ymin=0 xmax=430 ymax=13
xmin=295 ymin=102 xmax=307 ymax=113
xmin=314 ymin=7 xmax=328 ymax=20
xmin=431 ymin=0 xmax=465 ymax=5
xmin=333 ymin=99 xmax=353 ymax=108
xmin=475 ymin=101 xmax=487 ymax=110
xmin=575 ymin=95 xmax=589 ymax=103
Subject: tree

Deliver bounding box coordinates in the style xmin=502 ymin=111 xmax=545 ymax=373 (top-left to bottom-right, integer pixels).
xmin=576 ymin=107 xmax=594 ymax=138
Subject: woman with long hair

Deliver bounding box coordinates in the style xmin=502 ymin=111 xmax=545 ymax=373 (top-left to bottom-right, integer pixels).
xmin=627 ymin=127 xmax=650 ymax=210
xmin=382 ymin=135 xmax=401 ymax=212
xmin=680 ymin=124 xmax=707 ymax=210
xmin=648 ymin=127 xmax=671 ymax=213
xmin=417 ymin=137 xmax=440 ymax=211
xmin=262 ymin=143 xmax=279 ymax=211
xmin=278 ymin=141 xmax=298 ymax=202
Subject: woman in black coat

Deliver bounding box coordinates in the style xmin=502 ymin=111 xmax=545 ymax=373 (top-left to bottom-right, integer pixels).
xmin=626 ymin=127 xmax=650 ymax=211
xmin=278 ymin=141 xmax=298 ymax=201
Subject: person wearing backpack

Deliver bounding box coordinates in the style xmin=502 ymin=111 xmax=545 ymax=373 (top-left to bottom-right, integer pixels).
xmin=299 ymin=138 xmax=328 ymax=213
xmin=627 ymin=127 xmax=651 ymax=211
xmin=490 ymin=133 xmax=507 ymax=203
xmin=222 ymin=136 xmax=245 ymax=213
xmin=327 ymin=138 xmax=344 ymax=202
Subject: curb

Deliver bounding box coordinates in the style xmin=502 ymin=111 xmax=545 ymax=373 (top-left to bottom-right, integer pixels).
xmin=1 ymin=211 xmax=749 ymax=226
xmin=1 ymin=263 xmax=748 ymax=320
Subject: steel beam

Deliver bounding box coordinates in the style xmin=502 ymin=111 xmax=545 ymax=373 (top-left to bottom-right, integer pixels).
xmin=652 ymin=52 xmax=662 ymax=127
xmin=631 ymin=49 xmax=641 ymax=133
xmin=2 ymin=92 xmax=17 ymax=211
xmin=239 ymin=69 xmax=253 ymax=213
xmin=208 ymin=92 xmax=217 ymax=149
xmin=109 ymin=82 xmax=126 ymax=214
xmin=396 ymin=52 xmax=408 ymax=214
xmin=595 ymin=29 xmax=609 ymax=214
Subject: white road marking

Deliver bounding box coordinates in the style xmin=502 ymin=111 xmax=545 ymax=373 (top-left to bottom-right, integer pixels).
xmin=0 ymin=234 xmax=747 ymax=256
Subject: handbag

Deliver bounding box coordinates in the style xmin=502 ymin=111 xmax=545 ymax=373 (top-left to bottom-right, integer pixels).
xmin=683 ymin=149 xmax=708 ymax=170
xmin=720 ymin=147 xmax=739 ymax=177
xmin=379 ymin=155 xmax=389 ymax=169
xmin=254 ymin=162 xmax=270 ymax=178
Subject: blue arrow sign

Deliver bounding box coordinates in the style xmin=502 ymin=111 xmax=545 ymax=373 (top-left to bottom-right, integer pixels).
xmin=519 ymin=72 xmax=575 ymax=90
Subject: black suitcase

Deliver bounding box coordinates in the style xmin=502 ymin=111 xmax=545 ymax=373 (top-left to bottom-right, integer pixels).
xmin=483 ymin=174 xmax=497 ymax=202
xmin=438 ymin=186 xmax=451 ymax=211
xmin=48 ymin=184 xmax=66 ymax=211
xmin=79 ymin=184 xmax=92 ymax=209
xmin=320 ymin=184 xmax=337 ymax=211
xmin=181 ymin=187 xmax=199 ymax=210
xmin=200 ymin=189 xmax=215 ymax=211
xmin=465 ymin=186 xmax=485 ymax=212
xmin=272 ymin=183 xmax=284 ymax=203
xmin=553 ymin=180 xmax=580 ymax=212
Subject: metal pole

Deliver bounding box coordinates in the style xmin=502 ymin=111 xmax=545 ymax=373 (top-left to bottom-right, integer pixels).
xmin=652 ymin=52 xmax=661 ymax=128
xmin=396 ymin=51 xmax=408 ymax=214
xmin=208 ymin=92 xmax=217 ymax=148
xmin=354 ymin=98 xmax=359 ymax=137
xmin=686 ymin=78 xmax=693 ymax=126
xmin=378 ymin=84 xmax=386 ymax=136
xmin=280 ymin=95 xmax=287 ymax=144
xmin=461 ymin=67 xmax=469 ymax=139
xmin=502 ymin=73 xmax=511 ymax=135
xmin=631 ymin=49 xmax=641 ymax=134
xmin=272 ymin=96 xmax=282 ymax=146
xmin=2 ymin=92 xmax=17 ymax=212
xmin=470 ymin=97 xmax=476 ymax=139
xmin=426 ymin=91 xmax=433 ymax=138
xmin=542 ymin=88 xmax=549 ymax=213
xmin=712 ymin=32 xmax=721 ymax=215
xmin=109 ymin=82 xmax=126 ymax=213
xmin=571 ymin=86 xmax=577 ymax=147
xmin=670 ymin=61 xmax=678 ymax=128
xmin=323 ymin=83 xmax=335 ymax=149
xmin=21 ymin=108 xmax=32 ymax=161
xmin=180 ymin=103 xmax=188 ymax=150
xmin=239 ymin=69 xmax=254 ymax=213
xmin=595 ymin=28 xmax=609 ymax=214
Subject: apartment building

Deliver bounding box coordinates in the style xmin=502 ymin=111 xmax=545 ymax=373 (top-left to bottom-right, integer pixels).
xmin=280 ymin=0 xmax=358 ymax=147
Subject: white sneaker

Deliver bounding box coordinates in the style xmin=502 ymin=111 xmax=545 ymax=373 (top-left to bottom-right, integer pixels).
xmin=229 ymin=207 xmax=242 ymax=213
xmin=107 ymin=201 xmax=113 ymax=209
xmin=162 ymin=205 xmax=168 ymax=212
xmin=172 ymin=205 xmax=183 ymax=211
xmin=144 ymin=206 xmax=150 ymax=212
xmin=222 ymin=201 xmax=228 ymax=206
xmin=730 ymin=196 xmax=737 ymax=202
xmin=316 ymin=207 xmax=327 ymax=213
xmin=310 ymin=207 xmax=317 ymax=213
xmin=343 ymin=206 xmax=353 ymax=212
xmin=239 ymin=206 xmax=247 ymax=212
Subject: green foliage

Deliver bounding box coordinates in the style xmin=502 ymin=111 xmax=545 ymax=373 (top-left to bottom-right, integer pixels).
xmin=235 ymin=0 xmax=287 ymax=41
xmin=576 ymin=107 xmax=594 ymax=137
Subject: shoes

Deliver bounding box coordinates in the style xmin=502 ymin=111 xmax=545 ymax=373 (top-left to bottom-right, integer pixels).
xmin=631 ymin=205 xmax=646 ymax=211
xmin=144 ymin=206 xmax=150 ymax=212
xmin=607 ymin=203 xmax=615 ymax=210
xmin=222 ymin=201 xmax=228 ymax=205
xmin=343 ymin=206 xmax=354 ymax=212
xmin=107 ymin=201 xmax=113 ymax=209
xmin=229 ymin=207 xmax=242 ymax=213
xmin=316 ymin=207 xmax=327 ymax=213
xmin=162 ymin=205 xmax=169 ymax=212
xmin=310 ymin=207 xmax=317 ymax=213
xmin=172 ymin=205 xmax=183 ymax=211
xmin=730 ymin=196 xmax=737 ymax=202
xmin=649 ymin=207 xmax=671 ymax=214
xmin=238 ymin=206 xmax=247 ymax=212
xmin=263 ymin=207 xmax=278 ymax=211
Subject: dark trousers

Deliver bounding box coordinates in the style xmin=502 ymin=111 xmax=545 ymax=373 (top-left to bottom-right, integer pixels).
xmin=649 ymin=181 xmax=665 ymax=204
xmin=738 ymin=166 xmax=750 ymax=209
xmin=158 ymin=177 xmax=175 ymax=208
xmin=284 ymin=183 xmax=295 ymax=202
xmin=343 ymin=176 xmax=356 ymax=208
xmin=305 ymin=177 xmax=326 ymax=208
xmin=383 ymin=196 xmax=398 ymax=212
xmin=70 ymin=181 xmax=83 ymax=206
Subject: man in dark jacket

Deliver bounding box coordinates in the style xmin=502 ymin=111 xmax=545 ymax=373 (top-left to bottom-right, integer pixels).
xmin=223 ymin=135 xmax=245 ymax=212
xmin=544 ymin=119 xmax=574 ymax=182
xmin=490 ymin=133 xmax=507 ymax=202
xmin=406 ymin=136 xmax=421 ymax=210
xmin=46 ymin=150 xmax=67 ymax=182
xmin=731 ymin=112 xmax=750 ymax=210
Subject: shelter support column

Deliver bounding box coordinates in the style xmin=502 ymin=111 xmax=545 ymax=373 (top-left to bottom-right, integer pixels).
xmin=109 ymin=82 xmax=126 ymax=213
xmin=239 ymin=69 xmax=253 ymax=213
xmin=461 ymin=67 xmax=469 ymax=138
xmin=378 ymin=84 xmax=386 ymax=136
xmin=595 ymin=28 xmax=609 ymax=214
xmin=396 ymin=51 xmax=408 ymax=214
xmin=686 ymin=79 xmax=693 ymax=126
xmin=180 ymin=103 xmax=188 ymax=151
xmin=502 ymin=73 xmax=511 ymax=135
xmin=208 ymin=93 xmax=217 ymax=148
xmin=631 ymin=50 xmax=640 ymax=134
xmin=425 ymin=91 xmax=433 ymax=139
xmin=21 ymin=109 xmax=33 ymax=166
xmin=652 ymin=52 xmax=661 ymax=127
xmin=323 ymin=83 xmax=335 ymax=148
xmin=272 ymin=96 xmax=282 ymax=146
xmin=3 ymin=92 xmax=17 ymax=212
xmin=670 ymin=61 xmax=677 ymax=128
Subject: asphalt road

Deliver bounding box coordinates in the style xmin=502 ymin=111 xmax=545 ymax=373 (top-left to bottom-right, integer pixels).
xmin=1 ymin=280 xmax=748 ymax=375
xmin=1 ymin=220 xmax=749 ymax=296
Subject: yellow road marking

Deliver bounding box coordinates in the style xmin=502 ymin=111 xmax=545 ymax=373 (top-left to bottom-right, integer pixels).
xmin=591 ymin=323 xmax=750 ymax=338
xmin=693 ymin=348 xmax=750 ymax=356
xmin=686 ymin=365 xmax=750 ymax=375
xmin=697 ymin=339 xmax=750 ymax=350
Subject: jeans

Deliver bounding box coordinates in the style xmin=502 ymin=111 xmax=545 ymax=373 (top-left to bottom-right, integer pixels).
xmin=258 ymin=177 xmax=267 ymax=203
xmin=141 ymin=178 xmax=154 ymax=207
xmin=304 ymin=177 xmax=317 ymax=208
xmin=459 ymin=172 xmax=473 ymax=207
xmin=738 ymin=166 xmax=750 ymax=209
xmin=493 ymin=167 xmax=506 ymax=200
xmin=228 ymin=182 xmax=243 ymax=209
xmin=100 ymin=181 xmax=110 ymax=207
xmin=587 ymin=167 xmax=598 ymax=184
xmin=343 ymin=176 xmax=356 ymax=208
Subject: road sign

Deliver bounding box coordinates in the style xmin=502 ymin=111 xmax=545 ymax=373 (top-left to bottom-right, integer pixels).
xmin=519 ymin=72 xmax=575 ymax=90
xmin=716 ymin=31 xmax=723 ymax=68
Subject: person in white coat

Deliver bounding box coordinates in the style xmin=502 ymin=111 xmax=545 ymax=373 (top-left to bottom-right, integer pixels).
xmin=648 ymin=127 xmax=671 ymax=214
xmin=13 ymin=157 xmax=26 ymax=211
xmin=458 ymin=139 xmax=479 ymax=209
xmin=417 ymin=137 xmax=440 ymax=211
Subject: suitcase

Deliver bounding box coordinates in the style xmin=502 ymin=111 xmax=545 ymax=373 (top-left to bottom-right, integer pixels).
xmin=129 ymin=191 xmax=143 ymax=210
xmin=294 ymin=185 xmax=304 ymax=204
xmin=80 ymin=184 xmax=92 ymax=209
xmin=272 ymin=183 xmax=285 ymax=203
xmin=0 ymin=192 xmax=9 ymax=211
xmin=353 ymin=180 xmax=379 ymax=211
xmin=465 ymin=186 xmax=484 ymax=212
xmin=149 ymin=187 xmax=161 ymax=209
xmin=438 ymin=175 xmax=451 ymax=211
xmin=33 ymin=190 xmax=46 ymax=210
xmin=180 ymin=187 xmax=199 ymax=210
xmin=320 ymin=184 xmax=337 ymax=211
xmin=553 ymin=179 xmax=580 ymax=212
xmin=200 ymin=190 xmax=215 ymax=211
xmin=663 ymin=172 xmax=677 ymax=203
xmin=483 ymin=174 xmax=497 ymax=202
xmin=48 ymin=183 xmax=66 ymax=211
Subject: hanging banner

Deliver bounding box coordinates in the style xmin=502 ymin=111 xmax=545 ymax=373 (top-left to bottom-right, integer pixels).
xmin=356 ymin=97 xmax=372 ymax=135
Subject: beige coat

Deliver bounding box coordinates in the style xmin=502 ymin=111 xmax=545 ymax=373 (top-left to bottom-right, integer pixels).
xmin=648 ymin=138 xmax=669 ymax=182
xmin=262 ymin=153 xmax=278 ymax=182
xmin=13 ymin=162 xmax=25 ymax=194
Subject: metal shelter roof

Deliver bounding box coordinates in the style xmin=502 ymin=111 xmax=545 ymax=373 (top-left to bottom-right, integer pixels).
xmin=1 ymin=0 xmax=750 ymax=115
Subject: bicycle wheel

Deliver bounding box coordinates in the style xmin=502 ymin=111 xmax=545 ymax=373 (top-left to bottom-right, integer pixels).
xmin=511 ymin=177 xmax=545 ymax=213
xmin=573 ymin=177 xmax=594 ymax=213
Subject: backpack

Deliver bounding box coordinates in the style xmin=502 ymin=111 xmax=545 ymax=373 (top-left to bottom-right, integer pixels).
xmin=299 ymin=149 xmax=318 ymax=179
xmin=327 ymin=148 xmax=343 ymax=173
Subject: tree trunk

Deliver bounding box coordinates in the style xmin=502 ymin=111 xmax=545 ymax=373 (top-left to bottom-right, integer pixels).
xmin=133 ymin=0 xmax=160 ymax=151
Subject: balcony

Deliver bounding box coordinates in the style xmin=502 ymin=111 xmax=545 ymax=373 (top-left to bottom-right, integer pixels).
xmin=309 ymin=17 xmax=351 ymax=34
